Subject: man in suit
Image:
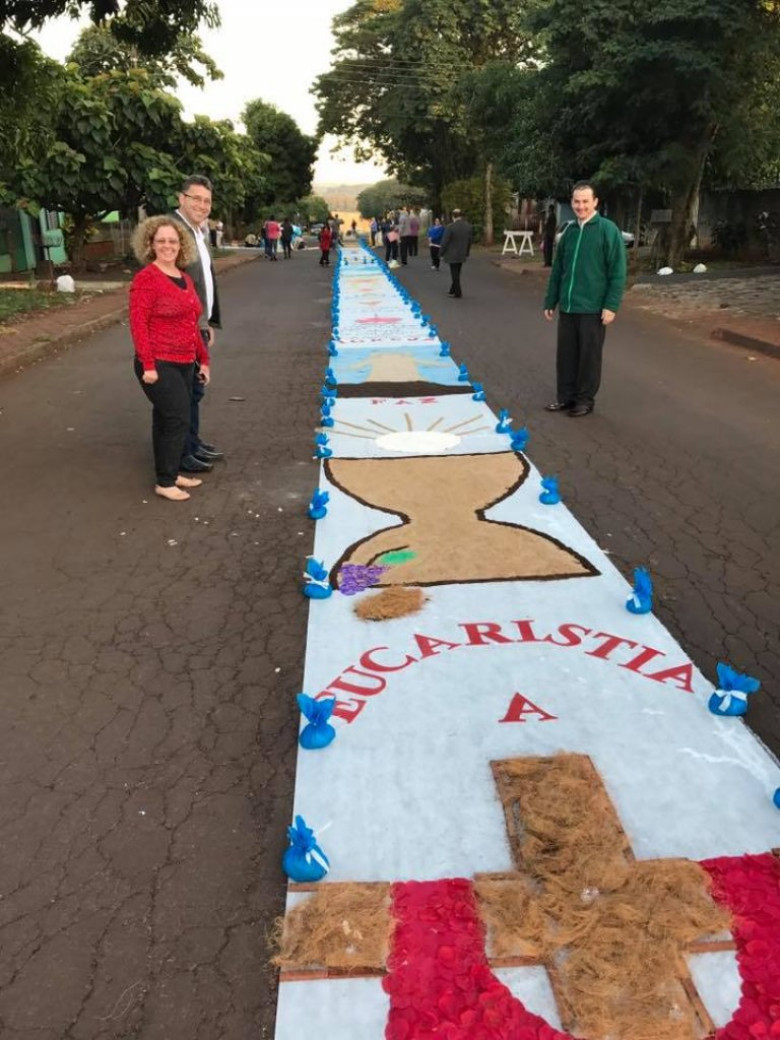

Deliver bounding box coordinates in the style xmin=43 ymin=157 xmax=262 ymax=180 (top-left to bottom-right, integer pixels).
xmin=170 ymin=174 xmax=224 ymax=472
xmin=439 ymin=209 xmax=473 ymax=298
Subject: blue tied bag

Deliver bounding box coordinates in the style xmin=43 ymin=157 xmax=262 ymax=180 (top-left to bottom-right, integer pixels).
xmin=708 ymin=662 xmax=760 ymax=717
xmin=297 ymin=694 xmax=337 ymax=749
xmin=282 ymin=815 xmax=331 ymax=882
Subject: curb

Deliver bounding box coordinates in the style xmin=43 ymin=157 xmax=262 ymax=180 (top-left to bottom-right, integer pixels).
xmin=710 ymin=327 xmax=780 ymax=361
xmin=0 ymin=252 xmax=259 ymax=378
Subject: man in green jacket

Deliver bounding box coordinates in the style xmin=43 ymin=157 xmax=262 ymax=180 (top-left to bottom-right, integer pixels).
xmin=543 ymin=181 xmax=627 ymax=417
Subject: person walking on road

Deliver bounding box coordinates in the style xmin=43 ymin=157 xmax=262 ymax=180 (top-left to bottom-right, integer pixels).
xmin=542 ymin=203 xmax=557 ymax=268
xmin=543 ymin=181 xmax=627 ymax=417
xmin=130 ymin=216 xmax=209 ymax=502
xmin=439 ymin=209 xmax=473 ymax=299
xmin=318 ymin=223 xmax=333 ymax=265
xmin=427 ymin=217 xmax=444 ymax=269
xmin=398 ymin=207 xmax=412 ymax=265
xmin=281 ymin=217 xmax=294 ymax=259
xmin=171 ymin=175 xmax=224 ymax=473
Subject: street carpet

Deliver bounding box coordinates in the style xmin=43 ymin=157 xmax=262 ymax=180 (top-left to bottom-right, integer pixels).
xmin=272 ymin=241 xmax=780 ymax=1040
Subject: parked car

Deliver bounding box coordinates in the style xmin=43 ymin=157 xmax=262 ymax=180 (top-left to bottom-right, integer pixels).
xmin=309 ymin=222 xmax=325 ymax=235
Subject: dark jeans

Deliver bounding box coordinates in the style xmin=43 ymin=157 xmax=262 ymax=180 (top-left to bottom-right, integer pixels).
xmin=543 ymin=236 xmax=555 ymax=267
xmin=135 ymin=358 xmax=194 ymax=486
xmin=430 ymin=246 xmax=440 ymax=269
xmin=448 ymin=262 xmax=463 ymax=297
xmin=183 ymin=329 xmax=210 ymax=457
xmin=409 ymin=235 xmax=419 ymax=256
xmin=385 ymin=238 xmax=398 ymax=261
xmin=282 ymin=238 xmax=292 ymax=258
xmin=556 ymin=311 xmax=606 ymax=408
xmin=320 ymin=249 xmax=330 ymax=265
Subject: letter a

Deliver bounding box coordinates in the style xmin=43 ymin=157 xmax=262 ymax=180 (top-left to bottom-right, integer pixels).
xmin=499 ymin=693 xmax=557 ymax=723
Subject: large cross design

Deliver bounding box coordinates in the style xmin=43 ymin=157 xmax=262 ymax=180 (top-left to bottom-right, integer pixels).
xmin=279 ymin=754 xmax=746 ymax=1039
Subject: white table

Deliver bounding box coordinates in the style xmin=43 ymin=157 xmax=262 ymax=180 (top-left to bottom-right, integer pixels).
xmin=501 ymin=229 xmax=534 ymax=257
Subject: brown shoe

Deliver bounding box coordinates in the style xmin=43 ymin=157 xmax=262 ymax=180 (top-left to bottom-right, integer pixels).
xmin=155 ymin=485 xmax=190 ymax=501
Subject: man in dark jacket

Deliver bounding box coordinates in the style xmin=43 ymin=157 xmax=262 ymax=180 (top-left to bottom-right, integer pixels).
xmin=543 ymin=181 xmax=626 ymax=417
xmin=170 ymin=174 xmax=224 ymax=471
xmin=439 ymin=209 xmax=473 ymax=298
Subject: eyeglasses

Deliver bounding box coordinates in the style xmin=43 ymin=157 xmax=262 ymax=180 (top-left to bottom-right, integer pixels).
xmin=183 ymin=193 xmax=212 ymax=206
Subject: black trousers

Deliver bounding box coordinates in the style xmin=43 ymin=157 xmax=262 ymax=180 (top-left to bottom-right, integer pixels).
xmin=400 ymin=235 xmax=412 ymax=263
xmin=409 ymin=235 xmax=418 ymax=256
xmin=281 ymin=238 xmax=292 ymax=258
xmin=430 ymin=246 xmax=440 ymax=269
xmin=134 ymin=359 xmax=194 ymax=486
xmin=384 ymin=238 xmax=398 ymax=261
xmin=448 ymin=262 xmax=463 ymax=297
xmin=556 ymin=311 xmax=606 ymax=408
xmin=319 ymin=249 xmax=330 ymax=265
xmin=183 ymin=329 xmax=210 ymax=458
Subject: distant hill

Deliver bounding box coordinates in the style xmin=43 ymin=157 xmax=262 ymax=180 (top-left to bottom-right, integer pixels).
xmin=313 ymin=183 xmax=373 ymax=211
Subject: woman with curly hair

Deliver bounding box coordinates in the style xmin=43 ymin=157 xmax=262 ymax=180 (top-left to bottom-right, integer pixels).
xmin=130 ymin=215 xmax=210 ymax=501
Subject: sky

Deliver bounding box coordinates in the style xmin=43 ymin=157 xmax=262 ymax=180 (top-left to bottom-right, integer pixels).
xmin=30 ymin=0 xmax=387 ymax=187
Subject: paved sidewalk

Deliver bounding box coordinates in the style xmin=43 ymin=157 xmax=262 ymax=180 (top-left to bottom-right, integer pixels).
xmin=496 ymin=259 xmax=780 ymax=358
xmin=0 ymin=252 xmax=259 ymax=378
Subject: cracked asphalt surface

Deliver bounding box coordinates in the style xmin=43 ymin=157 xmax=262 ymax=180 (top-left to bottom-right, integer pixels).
xmin=1 ymin=250 xmax=778 ymax=1039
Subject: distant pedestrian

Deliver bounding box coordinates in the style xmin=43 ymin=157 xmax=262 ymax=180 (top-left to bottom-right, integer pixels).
xmin=382 ymin=215 xmax=399 ymax=263
xmin=398 ymin=207 xmax=412 ymax=265
xmin=264 ymin=215 xmax=280 ymax=260
xmin=427 ymin=217 xmax=444 ymax=269
xmin=409 ymin=209 xmax=420 ymax=256
xmin=130 ymin=216 xmax=208 ymax=502
xmin=439 ymin=209 xmax=473 ymax=298
xmin=281 ymin=217 xmax=294 ymax=259
xmin=543 ymin=204 xmax=557 ymax=267
xmin=318 ymin=224 xmax=333 ymax=265
xmin=370 ymin=216 xmax=378 ymax=246
xmin=543 ymin=180 xmax=627 ymax=417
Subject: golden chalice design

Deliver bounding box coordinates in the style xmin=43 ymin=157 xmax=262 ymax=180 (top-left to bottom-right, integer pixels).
xmin=326 ymin=452 xmax=597 ymax=587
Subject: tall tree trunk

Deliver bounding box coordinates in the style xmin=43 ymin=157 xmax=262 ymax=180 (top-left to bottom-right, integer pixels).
xmin=67 ymin=213 xmax=91 ymax=273
xmin=666 ymin=141 xmax=710 ymax=267
xmin=484 ymin=162 xmax=494 ymax=246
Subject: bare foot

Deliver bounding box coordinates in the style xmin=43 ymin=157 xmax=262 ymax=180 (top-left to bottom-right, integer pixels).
xmin=155 ymin=484 xmax=190 ymax=501
xmin=176 ymin=475 xmax=203 ymax=489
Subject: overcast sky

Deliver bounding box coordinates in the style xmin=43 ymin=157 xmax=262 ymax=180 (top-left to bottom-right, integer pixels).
xmin=31 ymin=0 xmax=387 ymax=186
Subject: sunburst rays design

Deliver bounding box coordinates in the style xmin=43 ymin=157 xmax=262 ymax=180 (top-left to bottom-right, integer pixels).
xmin=320 ymin=411 xmax=491 ymax=452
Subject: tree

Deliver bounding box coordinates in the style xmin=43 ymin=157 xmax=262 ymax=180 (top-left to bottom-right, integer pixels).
xmin=67 ymin=22 xmax=222 ymax=88
xmin=242 ymin=99 xmax=317 ymax=205
xmin=295 ymin=194 xmax=331 ymax=226
xmin=1 ymin=1 xmax=220 ymax=57
xmin=313 ymin=0 xmax=533 ymax=211
xmin=506 ymin=0 xmax=780 ymax=265
xmin=356 ymin=179 xmax=426 ymax=218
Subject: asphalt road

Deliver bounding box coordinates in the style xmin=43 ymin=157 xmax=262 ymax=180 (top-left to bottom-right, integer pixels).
xmin=0 ymin=248 xmax=777 ymax=1039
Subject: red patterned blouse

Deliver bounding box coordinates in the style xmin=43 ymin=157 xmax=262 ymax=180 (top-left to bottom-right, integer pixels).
xmin=129 ymin=263 xmax=209 ymax=372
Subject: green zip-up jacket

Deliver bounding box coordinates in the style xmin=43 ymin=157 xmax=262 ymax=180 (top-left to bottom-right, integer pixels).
xmin=543 ymin=213 xmax=627 ymax=314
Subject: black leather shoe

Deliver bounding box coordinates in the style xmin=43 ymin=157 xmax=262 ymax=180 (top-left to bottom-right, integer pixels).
xmin=180 ymin=454 xmax=214 ymax=472
xmin=568 ymin=405 xmax=594 ymax=417
xmin=545 ymin=401 xmax=574 ymax=412
xmin=199 ymin=441 xmax=218 ymax=453
xmin=195 ymin=445 xmax=224 ymax=461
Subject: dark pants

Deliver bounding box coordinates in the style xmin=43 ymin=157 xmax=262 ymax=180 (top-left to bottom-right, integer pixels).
xmin=400 ymin=235 xmax=414 ymax=263
xmin=183 ymin=329 xmax=210 ymax=458
xmin=409 ymin=235 xmax=419 ymax=256
xmin=282 ymin=238 xmax=292 ymax=258
xmin=556 ymin=311 xmax=606 ymax=408
xmin=385 ymin=238 xmax=398 ymax=261
xmin=543 ymin=236 xmax=555 ymax=267
xmin=448 ymin=262 xmax=463 ymax=297
xmin=320 ymin=249 xmax=330 ymax=265
xmin=430 ymin=246 xmax=440 ymax=269
xmin=135 ymin=359 xmax=194 ymax=487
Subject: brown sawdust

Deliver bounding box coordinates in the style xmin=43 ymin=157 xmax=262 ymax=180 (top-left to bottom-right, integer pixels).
xmin=491 ymin=754 xmax=731 ymax=1040
xmin=354 ymin=586 xmax=426 ymax=620
xmin=272 ymin=883 xmax=391 ymax=972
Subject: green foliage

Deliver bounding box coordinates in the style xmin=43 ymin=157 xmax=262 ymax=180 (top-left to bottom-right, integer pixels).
xmin=295 ymin=195 xmax=331 ymax=225
xmin=0 ymin=1 xmax=220 ymax=58
xmin=242 ymin=99 xmax=317 ymax=205
xmin=441 ymin=174 xmax=511 ymax=241
xmin=356 ymin=179 xmax=426 ymax=218
xmin=67 ymin=23 xmax=223 ymax=88
xmin=313 ymin=0 xmax=534 ymax=207
xmin=0 ymin=288 xmax=84 ymax=324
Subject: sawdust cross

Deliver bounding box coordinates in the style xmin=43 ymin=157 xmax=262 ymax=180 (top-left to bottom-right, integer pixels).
xmin=277 ymin=754 xmax=733 ymax=1040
